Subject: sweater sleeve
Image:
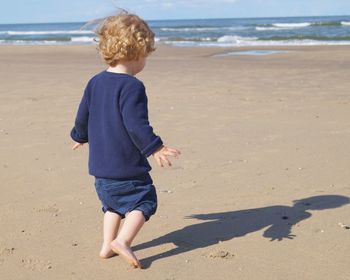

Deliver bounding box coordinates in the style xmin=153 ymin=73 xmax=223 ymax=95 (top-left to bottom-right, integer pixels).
xmin=70 ymin=86 xmax=89 ymax=143
xmin=120 ymin=82 xmax=163 ymax=157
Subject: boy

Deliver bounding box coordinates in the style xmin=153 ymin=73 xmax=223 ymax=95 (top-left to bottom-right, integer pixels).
xmin=70 ymin=11 xmax=181 ymax=269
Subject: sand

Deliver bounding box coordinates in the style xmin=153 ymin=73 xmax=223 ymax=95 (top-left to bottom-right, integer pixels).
xmin=0 ymin=44 xmax=350 ymax=280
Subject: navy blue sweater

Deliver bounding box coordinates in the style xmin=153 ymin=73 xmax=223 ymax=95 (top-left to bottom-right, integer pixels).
xmin=70 ymin=70 xmax=164 ymax=179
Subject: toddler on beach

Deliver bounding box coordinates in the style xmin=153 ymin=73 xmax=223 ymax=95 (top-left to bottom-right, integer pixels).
xmin=70 ymin=11 xmax=181 ymax=269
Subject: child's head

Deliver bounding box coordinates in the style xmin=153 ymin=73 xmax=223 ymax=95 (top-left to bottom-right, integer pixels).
xmin=95 ymin=10 xmax=156 ymax=67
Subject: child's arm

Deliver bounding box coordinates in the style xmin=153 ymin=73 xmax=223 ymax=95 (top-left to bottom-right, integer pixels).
xmin=70 ymin=87 xmax=89 ymax=149
xmin=120 ymin=82 xmax=180 ymax=166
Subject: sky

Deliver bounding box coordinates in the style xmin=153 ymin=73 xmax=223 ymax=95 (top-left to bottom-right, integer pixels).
xmin=1 ymin=0 xmax=350 ymax=24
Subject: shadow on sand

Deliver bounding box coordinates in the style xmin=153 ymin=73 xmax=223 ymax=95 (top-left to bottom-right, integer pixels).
xmin=132 ymin=195 xmax=349 ymax=268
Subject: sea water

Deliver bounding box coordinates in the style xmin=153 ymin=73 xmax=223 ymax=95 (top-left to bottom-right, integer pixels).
xmin=1 ymin=15 xmax=350 ymax=47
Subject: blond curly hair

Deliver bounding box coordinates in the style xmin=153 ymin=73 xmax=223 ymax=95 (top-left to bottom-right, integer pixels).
xmin=95 ymin=10 xmax=156 ymax=66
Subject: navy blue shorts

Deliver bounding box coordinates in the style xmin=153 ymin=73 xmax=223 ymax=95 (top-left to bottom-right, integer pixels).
xmin=94 ymin=172 xmax=157 ymax=222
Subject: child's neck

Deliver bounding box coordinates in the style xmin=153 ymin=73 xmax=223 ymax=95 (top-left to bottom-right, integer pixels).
xmin=107 ymin=61 xmax=137 ymax=76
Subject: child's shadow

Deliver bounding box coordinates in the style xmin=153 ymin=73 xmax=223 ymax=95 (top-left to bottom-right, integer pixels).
xmin=132 ymin=195 xmax=349 ymax=268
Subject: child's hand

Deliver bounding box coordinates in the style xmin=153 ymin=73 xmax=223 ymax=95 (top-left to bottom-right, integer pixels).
xmin=72 ymin=142 xmax=84 ymax=150
xmin=152 ymin=145 xmax=181 ymax=167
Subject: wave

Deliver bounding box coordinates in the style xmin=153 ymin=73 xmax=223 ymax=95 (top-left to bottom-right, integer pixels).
xmin=71 ymin=36 xmax=95 ymax=42
xmin=158 ymin=36 xmax=216 ymax=42
xmin=258 ymin=35 xmax=350 ymax=41
xmin=256 ymin=21 xmax=350 ymax=31
xmin=0 ymin=30 xmax=94 ymax=35
xmin=273 ymin=22 xmax=311 ymax=28
xmin=312 ymin=21 xmax=341 ymax=26
xmin=217 ymin=35 xmax=257 ymax=43
xmin=158 ymin=34 xmax=350 ymax=47
xmin=256 ymin=22 xmax=311 ymax=30
xmin=0 ymin=40 xmax=66 ymax=45
xmin=256 ymin=26 xmax=287 ymax=31
xmin=215 ymin=35 xmax=350 ymax=44
xmin=1 ymin=37 xmax=72 ymax=41
xmin=161 ymin=21 xmax=350 ymax=32
xmin=311 ymin=21 xmax=350 ymax=26
xmin=160 ymin=26 xmax=247 ymax=32
xmin=159 ymin=35 xmax=258 ymax=46
xmin=164 ymin=40 xmax=350 ymax=47
xmin=0 ymin=36 xmax=96 ymax=45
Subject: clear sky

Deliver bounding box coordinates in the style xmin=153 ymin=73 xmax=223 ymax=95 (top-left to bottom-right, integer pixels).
xmin=1 ymin=0 xmax=350 ymax=24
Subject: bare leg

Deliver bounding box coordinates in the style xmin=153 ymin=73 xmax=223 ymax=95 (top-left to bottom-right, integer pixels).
xmin=110 ymin=209 xmax=145 ymax=268
xmin=100 ymin=211 xmax=122 ymax=259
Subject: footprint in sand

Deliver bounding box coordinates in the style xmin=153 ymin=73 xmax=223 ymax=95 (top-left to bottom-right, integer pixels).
xmin=20 ymin=257 xmax=52 ymax=272
xmin=0 ymin=247 xmax=15 ymax=265
xmin=34 ymin=204 xmax=60 ymax=216
xmin=203 ymin=249 xmax=235 ymax=260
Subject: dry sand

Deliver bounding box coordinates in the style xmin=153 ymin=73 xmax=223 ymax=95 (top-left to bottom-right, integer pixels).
xmin=0 ymin=44 xmax=350 ymax=280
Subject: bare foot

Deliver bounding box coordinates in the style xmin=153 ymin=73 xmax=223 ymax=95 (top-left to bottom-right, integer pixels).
xmin=99 ymin=242 xmax=118 ymax=259
xmin=110 ymin=240 xmax=142 ymax=268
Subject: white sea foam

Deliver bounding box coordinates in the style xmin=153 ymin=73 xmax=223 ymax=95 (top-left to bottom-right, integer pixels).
xmin=0 ymin=36 xmax=96 ymax=45
xmin=157 ymin=36 xmax=215 ymax=42
xmin=256 ymin=22 xmax=311 ymax=31
xmin=256 ymin=26 xmax=285 ymax=31
xmin=272 ymin=22 xmax=311 ymax=28
xmin=217 ymin=35 xmax=258 ymax=43
xmin=0 ymin=38 xmax=96 ymax=45
xmin=71 ymin=36 xmax=95 ymax=43
xmin=341 ymin=21 xmax=350 ymax=26
xmin=0 ymin=40 xmax=64 ymax=45
xmin=215 ymin=50 xmax=290 ymax=56
xmin=159 ymin=35 xmax=350 ymax=47
xmin=0 ymin=30 xmax=94 ymax=35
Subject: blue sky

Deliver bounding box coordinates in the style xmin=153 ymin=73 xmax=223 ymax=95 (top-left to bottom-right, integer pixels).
xmin=1 ymin=0 xmax=350 ymax=24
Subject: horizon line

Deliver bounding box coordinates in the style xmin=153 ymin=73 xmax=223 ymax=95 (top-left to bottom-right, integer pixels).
xmin=0 ymin=14 xmax=349 ymax=25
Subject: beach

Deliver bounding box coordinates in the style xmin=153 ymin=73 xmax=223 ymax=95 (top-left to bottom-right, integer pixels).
xmin=0 ymin=44 xmax=350 ymax=279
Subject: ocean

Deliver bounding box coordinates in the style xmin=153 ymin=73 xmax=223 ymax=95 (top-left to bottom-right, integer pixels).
xmin=1 ymin=15 xmax=350 ymax=47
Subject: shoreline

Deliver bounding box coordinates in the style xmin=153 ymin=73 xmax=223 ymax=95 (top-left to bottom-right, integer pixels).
xmin=1 ymin=43 xmax=350 ymax=58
